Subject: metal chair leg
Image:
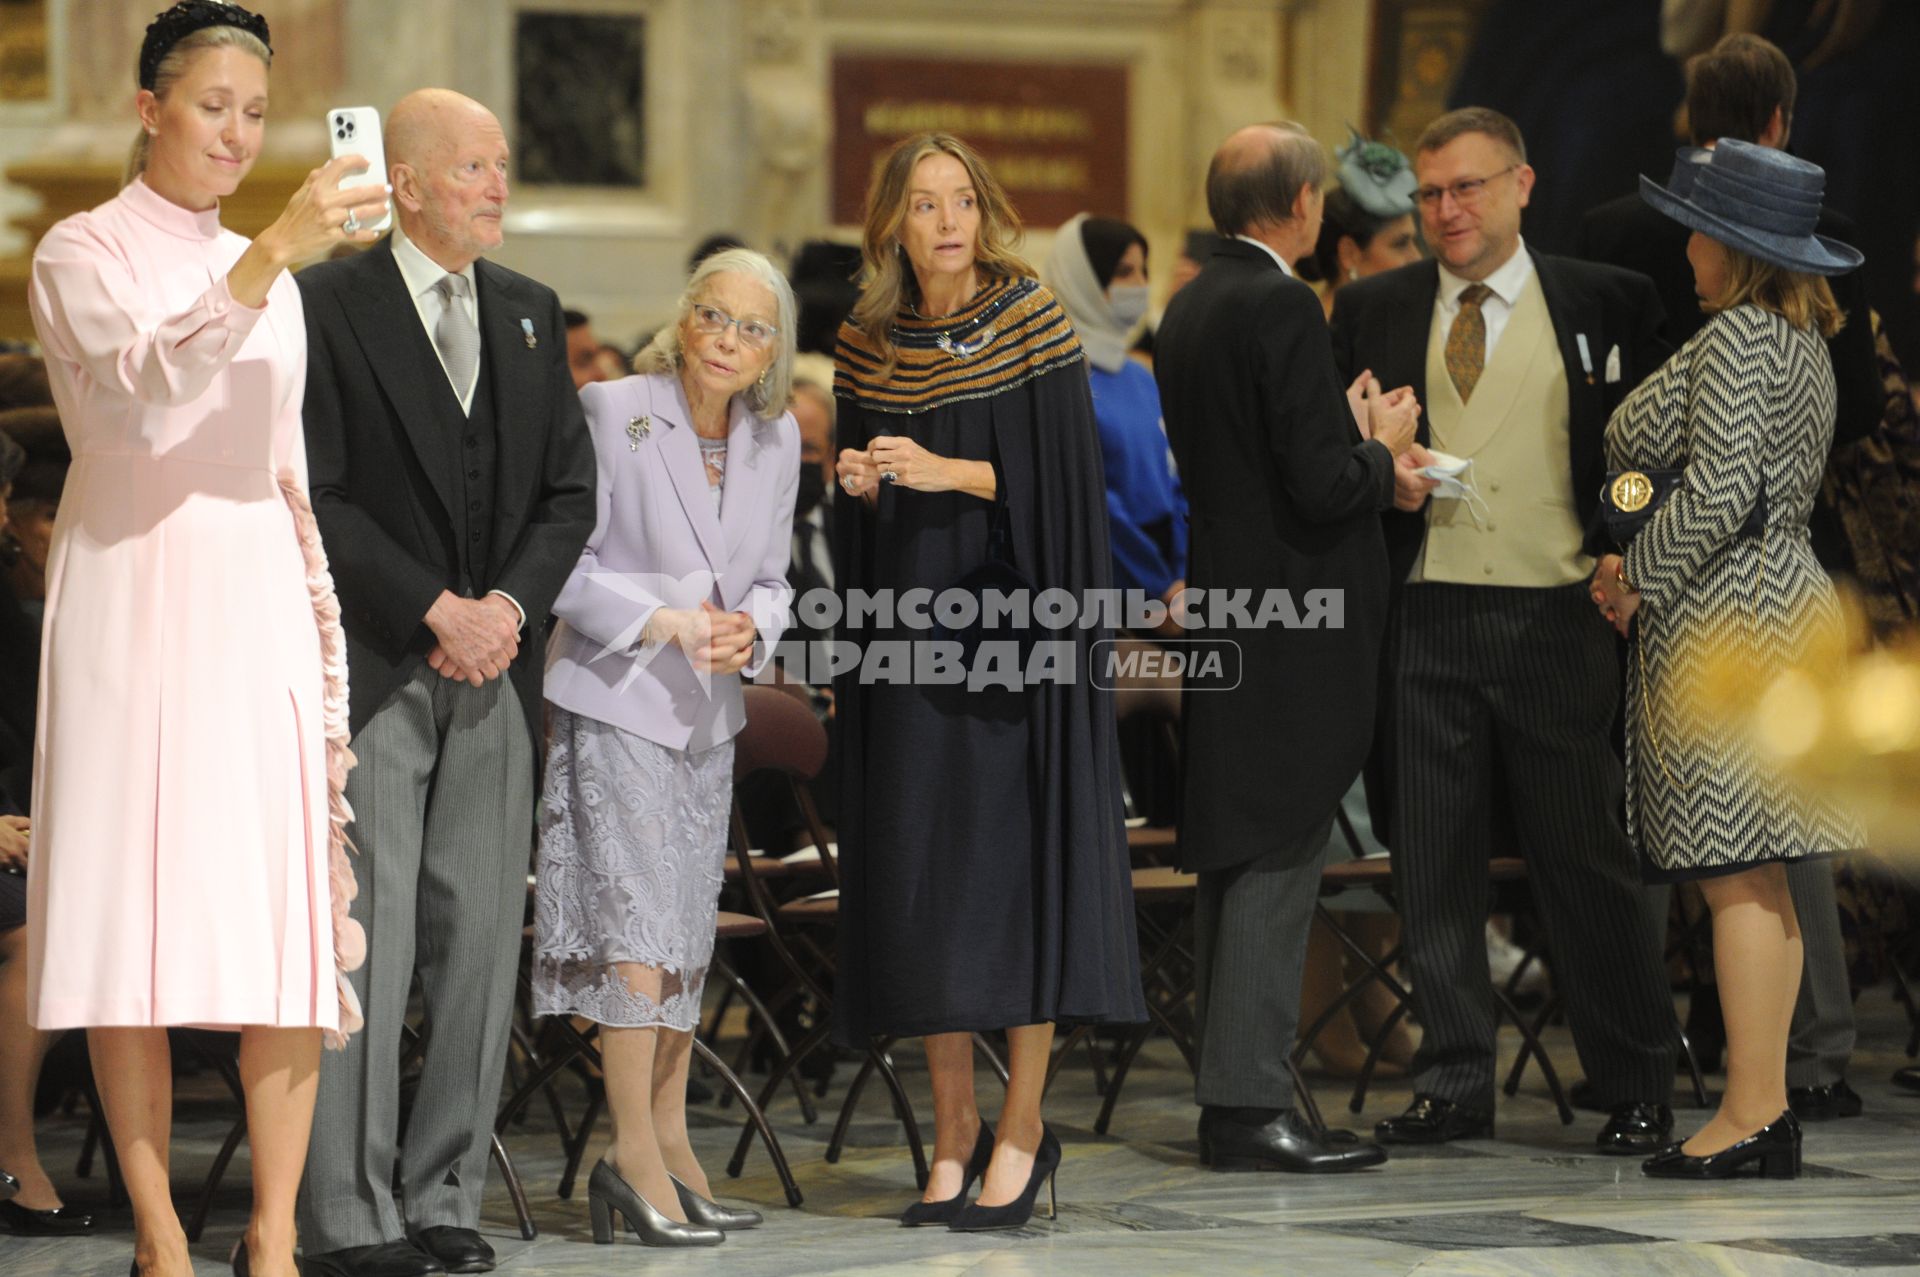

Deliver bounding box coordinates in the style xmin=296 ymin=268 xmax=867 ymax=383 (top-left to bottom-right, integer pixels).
xmin=694 ymin=1036 xmax=802 ymax=1207
xmin=490 ymin=1131 xmax=537 ymax=1240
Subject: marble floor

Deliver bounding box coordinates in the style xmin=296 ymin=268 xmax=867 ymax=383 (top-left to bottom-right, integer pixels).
xmin=5 ymin=994 xmax=1917 ymax=1276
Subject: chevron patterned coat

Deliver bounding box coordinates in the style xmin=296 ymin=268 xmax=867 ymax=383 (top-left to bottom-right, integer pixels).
xmin=1607 ymin=303 xmax=1862 ymax=877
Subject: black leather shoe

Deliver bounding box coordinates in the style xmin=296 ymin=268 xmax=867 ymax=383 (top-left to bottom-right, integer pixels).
xmin=303 ymin=1241 xmax=446 ymax=1277
xmin=0 ymin=1197 xmax=96 ymax=1235
xmin=410 ymin=1227 xmax=493 ymax=1274
xmin=0 ymin=1169 xmax=15 ymax=1201
xmin=1374 ymin=1094 xmax=1493 ymax=1144
xmin=1199 ymin=1107 xmax=1388 ymax=1172
xmin=1595 ymin=1102 xmax=1674 ymax=1154
xmin=1789 ymin=1079 xmax=1864 ymax=1121
xmin=1894 ymin=1066 xmax=1920 ymax=1095
xmin=1642 ymin=1110 xmax=1800 ymax=1179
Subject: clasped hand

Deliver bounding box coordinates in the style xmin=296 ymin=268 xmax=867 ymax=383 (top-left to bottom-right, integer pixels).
xmin=648 ymin=600 xmax=757 ymax=675
xmin=1590 ymin=553 xmax=1641 ymax=637
xmin=839 ymin=434 xmax=963 ymax=498
xmin=426 ymin=591 xmax=521 ymax=686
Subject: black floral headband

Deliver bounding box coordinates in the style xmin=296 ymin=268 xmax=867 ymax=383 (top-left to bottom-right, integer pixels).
xmin=139 ymin=1 xmax=272 ymax=90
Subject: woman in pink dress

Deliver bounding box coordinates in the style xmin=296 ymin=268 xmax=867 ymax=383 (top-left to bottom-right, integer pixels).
xmin=24 ymin=5 xmax=391 ymax=1274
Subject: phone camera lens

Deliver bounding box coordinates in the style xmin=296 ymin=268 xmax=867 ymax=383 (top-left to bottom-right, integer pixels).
xmin=335 ymin=128 xmax=346 ymax=139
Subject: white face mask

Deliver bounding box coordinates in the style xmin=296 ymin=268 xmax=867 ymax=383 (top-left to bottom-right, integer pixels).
xmin=1107 ymin=284 xmax=1150 ymax=329
xmin=1419 ymin=450 xmax=1493 ymax=527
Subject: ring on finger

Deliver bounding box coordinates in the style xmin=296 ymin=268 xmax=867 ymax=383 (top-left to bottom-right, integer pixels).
xmin=882 ymin=470 xmax=899 ymax=483
xmin=343 ymin=211 xmax=359 ymax=233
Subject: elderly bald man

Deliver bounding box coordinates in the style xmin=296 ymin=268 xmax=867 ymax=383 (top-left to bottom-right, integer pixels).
xmin=295 ymin=89 xmax=594 ymax=1277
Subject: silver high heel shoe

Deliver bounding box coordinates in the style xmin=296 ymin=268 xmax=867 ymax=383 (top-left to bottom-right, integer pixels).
xmin=587 ymin=1159 xmax=725 ymax=1247
xmin=670 ymin=1173 xmax=764 ymax=1230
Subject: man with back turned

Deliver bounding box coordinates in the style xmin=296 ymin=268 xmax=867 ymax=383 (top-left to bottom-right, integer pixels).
xmin=1157 ymin=122 xmax=1417 ymax=1173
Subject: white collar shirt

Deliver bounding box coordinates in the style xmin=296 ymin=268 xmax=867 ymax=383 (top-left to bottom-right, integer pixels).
xmin=1234 ymin=234 xmax=1296 ymax=277
xmin=391 ymin=224 xmax=481 ymax=413
xmin=1433 ymin=238 xmax=1535 ymax=363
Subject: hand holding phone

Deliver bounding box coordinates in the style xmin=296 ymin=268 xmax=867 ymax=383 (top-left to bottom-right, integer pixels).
xmin=326 ymin=105 xmax=392 ymax=234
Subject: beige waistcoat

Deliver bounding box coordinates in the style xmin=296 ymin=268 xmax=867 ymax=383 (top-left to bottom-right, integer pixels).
xmin=1410 ymin=272 xmax=1593 ymax=586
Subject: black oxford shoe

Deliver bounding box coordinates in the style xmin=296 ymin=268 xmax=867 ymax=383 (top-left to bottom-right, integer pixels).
xmin=1789 ymin=1080 xmax=1864 ymax=1121
xmin=1199 ymin=1107 xmax=1388 ymax=1172
xmin=1375 ymin=1094 xmax=1494 ymax=1144
xmin=1595 ymin=1101 xmax=1674 ymax=1154
xmin=303 ymin=1240 xmax=446 ymax=1277
xmin=410 ymin=1227 xmax=493 ymax=1274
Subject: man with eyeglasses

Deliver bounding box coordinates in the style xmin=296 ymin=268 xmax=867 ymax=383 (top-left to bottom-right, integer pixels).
xmin=1329 ymin=106 xmax=1680 ymax=1157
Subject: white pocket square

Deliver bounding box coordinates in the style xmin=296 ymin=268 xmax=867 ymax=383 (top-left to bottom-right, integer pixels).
xmin=1605 ymin=344 xmax=1622 ymax=384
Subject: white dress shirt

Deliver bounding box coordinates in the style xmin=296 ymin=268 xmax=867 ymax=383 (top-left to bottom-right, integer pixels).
xmin=1235 ymin=234 xmax=1296 ymax=277
xmin=390 ymin=224 xmax=481 ymax=413
xmin=1433 ymin=238 xmax=1535 ymax=362
xmin=388 ymin=226 xmax=524 ymax=631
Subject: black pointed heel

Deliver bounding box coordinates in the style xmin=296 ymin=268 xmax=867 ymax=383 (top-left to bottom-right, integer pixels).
xmin=900 ymin=1121 xmax=994 ymax=1226
xmin=949 ymin=1126 xmax=1062 ymax=1232
xmin=586 ymin=1158 xmax=726 ymax=1246
xmin=1641 ymin=1110 xmax=1801 ymax=1180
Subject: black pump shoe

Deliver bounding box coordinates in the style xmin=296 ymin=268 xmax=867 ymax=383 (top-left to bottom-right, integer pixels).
xmin=0 ymin=1197 xmax=95 ymax=1235
xmin=1641 ymin=1111 xmax=1801 ymax=1179
xmin=901 ymin=1122 xmax=994 ymax=1227
xmin=949 ymin=1127 xmax=1061 ymax=1232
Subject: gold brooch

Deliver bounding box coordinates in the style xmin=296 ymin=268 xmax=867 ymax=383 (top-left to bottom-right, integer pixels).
xmin=1610 ymin=470 xmax=1655 ymax=513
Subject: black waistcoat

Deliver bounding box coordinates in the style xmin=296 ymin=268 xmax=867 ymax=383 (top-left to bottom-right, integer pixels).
xmin=429 ymin=345 xmax=498 ymax=595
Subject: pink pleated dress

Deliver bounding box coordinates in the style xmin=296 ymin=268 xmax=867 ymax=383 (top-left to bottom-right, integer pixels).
xmin=24 ymin=177 xmax=362 ymax=1039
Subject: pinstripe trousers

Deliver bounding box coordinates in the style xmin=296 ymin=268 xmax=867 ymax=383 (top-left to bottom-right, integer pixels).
xmin=298 ymin=660 xmax=535 ymax=1252
xmin=1386 ymin=583 xmax=1676 ymax=1111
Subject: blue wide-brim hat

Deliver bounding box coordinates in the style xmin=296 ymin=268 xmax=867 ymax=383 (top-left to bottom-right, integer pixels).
xmin=1640 ymin=139 xmax=1862 ymax=276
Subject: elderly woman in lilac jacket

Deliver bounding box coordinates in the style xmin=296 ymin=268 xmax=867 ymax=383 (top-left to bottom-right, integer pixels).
xmin=534 ymin=248 xmax=798 ymax=1248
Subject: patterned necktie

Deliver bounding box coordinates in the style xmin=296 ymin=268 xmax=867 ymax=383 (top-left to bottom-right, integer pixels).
xmin=432 ymin=273 xmax=479 ymax=405
xmin=1444 ymin=282 xmax=1493 ymax=403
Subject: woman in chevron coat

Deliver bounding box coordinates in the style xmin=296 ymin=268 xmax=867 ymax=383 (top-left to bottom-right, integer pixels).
xmin=1593 ymin=140 xmax=1865 ymax=1182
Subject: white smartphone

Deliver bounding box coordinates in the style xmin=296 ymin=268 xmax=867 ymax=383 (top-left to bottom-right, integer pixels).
xmin=326 ymin=105 xmax=391 ymax=233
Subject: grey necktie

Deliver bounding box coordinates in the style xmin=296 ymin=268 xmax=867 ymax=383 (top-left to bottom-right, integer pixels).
xmin=432 ymin=273 xmax=478 ymax=404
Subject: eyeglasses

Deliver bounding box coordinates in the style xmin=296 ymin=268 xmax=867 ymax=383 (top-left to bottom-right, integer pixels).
xmin=690 ymin=303 xmax=779 ymax=349
xmin=1415 ymin=165 xmax=1518 ymax=211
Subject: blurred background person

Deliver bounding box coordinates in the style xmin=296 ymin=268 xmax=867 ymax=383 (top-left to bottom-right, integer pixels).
xmin=0 ymin=421 xmax=81 ymax=1238
xmin=0 ymin=408 xmax=69 ymax=626
xmin=0 ymin=356 xmax=51 ymax=415
xmin=1596 ymin=138 xmax=1865 ymax=1179
xmin=26 ymin=5 xmax=387 ymax=1272
xmin=1042 ymin=213 xmax=1187 ymax=628
xmin=1301 ymin=131 xmax=1424 ymax=319
xmin=565 ymin=307 xmax=612 ymax=390
xmin=833 ymin=132 xmax=1145 ymax=1231
xmin=537 ymin=247 xmax=798 ymax=1246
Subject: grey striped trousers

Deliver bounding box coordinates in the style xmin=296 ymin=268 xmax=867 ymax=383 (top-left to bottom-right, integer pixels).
xmin=298 ymin=660 xmax=535 ymax=1253
xmin=1385 ymin=583 xmax=1677 ymax=1110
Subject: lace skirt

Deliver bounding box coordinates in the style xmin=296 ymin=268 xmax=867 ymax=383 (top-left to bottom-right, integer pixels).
xmin=531 ymin=707 xmax=735 ymax=1030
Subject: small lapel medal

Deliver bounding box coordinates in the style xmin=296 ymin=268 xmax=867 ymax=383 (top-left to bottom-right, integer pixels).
xmin=520 ymin=317 xmax=537 ymax=349
xmin=627 ymin=415 xmax=651 ymax=450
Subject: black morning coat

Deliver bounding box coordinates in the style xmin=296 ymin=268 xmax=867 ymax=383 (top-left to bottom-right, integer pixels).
xmin=1155 ymin=239 xmax=1395 ymax=874
xmin=297 ymin=236 xmax=597 ymax=745
xmin=1326 ymin=250 xmax=1668 ymax=842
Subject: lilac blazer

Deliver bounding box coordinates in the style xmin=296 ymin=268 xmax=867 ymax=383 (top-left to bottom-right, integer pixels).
xmin=544 ymin=371 xmax=798 ymax=751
